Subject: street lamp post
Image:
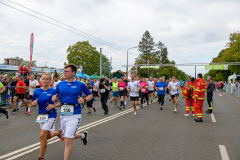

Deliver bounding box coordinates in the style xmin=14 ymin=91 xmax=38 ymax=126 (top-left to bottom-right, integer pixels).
xmin=127 ymin=46 xmax=137 ymax=77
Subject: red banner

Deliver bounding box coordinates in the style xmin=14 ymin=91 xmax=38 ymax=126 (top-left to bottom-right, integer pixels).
xmin=30 ymin=33 xmax=34 ymax=76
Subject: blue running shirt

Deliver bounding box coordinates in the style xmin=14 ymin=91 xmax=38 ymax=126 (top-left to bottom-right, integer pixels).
xmin=55 ymin=80 xmax=92 ymax=115
xmin=32 ymin=87 xmax=57 ymax=118
xmin=155 ymin=81 xmax=167 ymax=95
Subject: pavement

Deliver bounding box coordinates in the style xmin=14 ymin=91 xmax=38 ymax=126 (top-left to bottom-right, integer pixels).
xmin=0 ymin=91 xmax=239 ymax=160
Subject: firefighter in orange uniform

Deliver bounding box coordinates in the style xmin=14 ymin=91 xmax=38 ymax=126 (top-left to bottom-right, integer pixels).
xmin=184 ymin=77 xmax=196 ymax=117
xmin=192 ymin=73 xmax=206 ymax=122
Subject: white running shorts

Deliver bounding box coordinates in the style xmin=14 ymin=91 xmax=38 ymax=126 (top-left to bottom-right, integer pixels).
xmin=39 ymin=118 xmax=56 ymax=132
xmin=60 ymin=114 xmax=82 ymax=138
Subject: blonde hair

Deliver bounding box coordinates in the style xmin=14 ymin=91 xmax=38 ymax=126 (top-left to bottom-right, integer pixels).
xmin=42 ymin=71 xmax=52 ymax=80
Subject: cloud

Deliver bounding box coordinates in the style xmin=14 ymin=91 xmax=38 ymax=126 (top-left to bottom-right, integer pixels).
xmin=0 ymin=0 xmax=240 ymax=76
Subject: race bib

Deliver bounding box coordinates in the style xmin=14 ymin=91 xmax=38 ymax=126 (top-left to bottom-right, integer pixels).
xmin=149 ymin=86 xmax=153 ymax=90
xmin=131 ymin=88 xmax=136 ymax=92
xmin=119 ymin=87 xmax=123 ymax=91
xmin=142 ymin=89 xmax=146 ymax=92
xmin=100 ymin=89 xmax=106 ymax=93
xmin=172 ymin=89 xmax=177 ymax=92
xmin=159 ymin=87 xmax=164 ymax=91
xmin=113 ymin=89 xmax=118 ymax=92
xmin=36 ymin=114 xmax=48 ymax=122
xmin=61 ymin=105 xmax=74 ymax=115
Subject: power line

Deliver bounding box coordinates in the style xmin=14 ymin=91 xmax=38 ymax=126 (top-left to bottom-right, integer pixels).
xmin=0 ymin=1 xmax=140 ymax=56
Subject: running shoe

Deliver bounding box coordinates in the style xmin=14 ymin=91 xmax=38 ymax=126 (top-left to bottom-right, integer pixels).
xmin=87 ymin=112 xmax=91 ymax=114
xmin=25 ymin=111 xmax=30 ymax=114
xmin=119 ymin=107 xmax=122 ymax=110
xmin=134 ymin=111 xmax=138 ymax=115
xmin=11 ymin=109 xmax=17 ymax=112
xmin=147 ymin=102 xmax=149 ymax=105
xmin=123 ymin=105 xmax=125 ymax=109
xmin=111 ymin=101 xmax=112 ymax=103
xmin=93 ymin=107 xmax=96 ymax=112
xmin=160 ymin=106 xmax=163 ymax=110
xmin=151 ymin=100 xmax=153 ymax=104
xmin=141 ymin=104 xmax=143 ymax=108
xmin=114 ymin=102 xmax=116 ymax=105
xmin=58 ymin=129 xmax=64 ymax=141
xmin=38 ymin=157 xmax=45 ymax=160
xmin=82 ymin=131 xmax=88 ymax=145
xmin=144 ymin=100 xmax=146 ymax=103
xmin=6 ymin=111 xmax=9 ymax=119
xmin=174 ymin=108 xmax=177 ymax=113
xmin=185 ymin=114 xmax=189 ymax=117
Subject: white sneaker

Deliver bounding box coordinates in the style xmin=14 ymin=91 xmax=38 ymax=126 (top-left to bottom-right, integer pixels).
xmin=185 ymin=114 xmax=189 ymax=117
xmin=134 ymin=111 xmax=138 ymax=115
xmin=174 ymin=108 xmax=177 ymax=112
xmin=192 ymin=114 xmax=195 ymax=117
xmin=125 ymin=102 xmax=127 ymax=106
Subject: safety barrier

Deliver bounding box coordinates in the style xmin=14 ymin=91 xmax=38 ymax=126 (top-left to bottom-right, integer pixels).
xmin=0 ymin=86 xmax=17 ymax=106
xmin=224 ymin=85 xmax=240 ymax=96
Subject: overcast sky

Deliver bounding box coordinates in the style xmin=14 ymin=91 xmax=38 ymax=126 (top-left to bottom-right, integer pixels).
xmin=0 ymin=0 xmax=240 ymax=77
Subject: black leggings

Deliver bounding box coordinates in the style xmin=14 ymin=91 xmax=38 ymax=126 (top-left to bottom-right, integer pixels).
xmin=141 ymin=93 xmax=149 ymax=104
xmin=158 ymin=95 xmax=165 ymax=106
xmin=101 ymin=97 xmax=108 ymax=113
xmin=0 ymin=107 xmax=7 ymax=114
xmin=87 ymin=99 xmax=93 ymax=107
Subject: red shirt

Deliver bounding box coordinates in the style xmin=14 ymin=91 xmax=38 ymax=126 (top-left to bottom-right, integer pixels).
xmin=23 ymin=67 xmax=28 ymax=74
xmin=154 ymin=80 xmax=157 ymax=88
xmin=19 ymin=66 xmax=22 ymax=73
xmin=16 ymin=80 xmax=26 ymax=94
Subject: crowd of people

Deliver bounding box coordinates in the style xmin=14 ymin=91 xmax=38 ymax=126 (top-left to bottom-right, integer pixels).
xmin=0 ymin=63 xmax=222 ymax=160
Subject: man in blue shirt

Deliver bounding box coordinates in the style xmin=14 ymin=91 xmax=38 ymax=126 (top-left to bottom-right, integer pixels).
xmin=155 ymin=78 xmax=167 ymax=110
xmin=52 ymin=64 xmax=93 ymax=160
xmin=180 ymin=80 xmax=184 ymax=90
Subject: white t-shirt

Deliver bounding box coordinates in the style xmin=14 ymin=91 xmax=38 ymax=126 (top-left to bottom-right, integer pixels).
xmin=29 ymin=79 xmax=39 ymax=95
xmin=168 ymin=81 xmax=180 ymax=95
xmin=93 ymin=82 xmax=99 ymax=91
xmin=53 ymin=80 xmax=61 ymax=89
xmin=127 ymin=81 xmax=140 ymax=97
xmin=147 ymin=80 xmax=155 ymax=91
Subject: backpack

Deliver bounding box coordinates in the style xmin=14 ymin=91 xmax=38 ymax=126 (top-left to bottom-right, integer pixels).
xmin=181 ymin=85 xmax=193 ymax=98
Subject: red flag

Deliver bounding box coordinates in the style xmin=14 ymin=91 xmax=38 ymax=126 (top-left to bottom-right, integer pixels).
xmin=30 ymin=33 xmax=34 ymax=75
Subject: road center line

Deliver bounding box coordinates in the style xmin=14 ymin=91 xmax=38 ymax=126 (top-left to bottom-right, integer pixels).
xmin=218 ymin=94 xmax=223 ymax=96
xmin=219 ymin=145 xmax=230 ymax=160
xmin=211 ymin=113 xmax=217 ymax=123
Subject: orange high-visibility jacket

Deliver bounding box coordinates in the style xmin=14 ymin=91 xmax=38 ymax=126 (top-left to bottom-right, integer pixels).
xmin=186 ymin=81 xmax=196 ymax=97
xmin=193 ymin=78 xmax=206 ymax=100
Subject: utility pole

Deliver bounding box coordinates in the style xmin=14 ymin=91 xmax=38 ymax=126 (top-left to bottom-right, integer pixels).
xmin=100 ymin=48 xmax=102 ymax=78
xmin=127 ymin=46 xmax=137 ymax=77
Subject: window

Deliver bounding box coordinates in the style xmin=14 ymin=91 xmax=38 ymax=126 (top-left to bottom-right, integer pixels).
xmin=14 ymin=60 xmax=16 ymax=65
xmin=6 ymin=59 xmax=9 ymax=65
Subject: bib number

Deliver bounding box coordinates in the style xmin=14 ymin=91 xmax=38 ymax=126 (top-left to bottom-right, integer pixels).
xmin=149 ymin=86 xmax=153 ymax=90
xmin=131 ymin=88 xmax=136 ymax=93
xmin=159 ymin=87 xmax=164 ymax=91
xmin=142 ymin=89 xmax=146 ymax=92
xmin=61 ymin=105 xmax=74 ymax=115
xmin=100 ymin=89 xmax=106 ymax=93
xmin=119 ymin=87 xmax=123 ymax=91
xmin=172 ymin=89 xmax=177 ymax=92
xmin=36 ymin=114 xmax=48 ymax=122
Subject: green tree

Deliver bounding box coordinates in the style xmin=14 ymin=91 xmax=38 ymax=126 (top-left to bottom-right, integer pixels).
xmin=16 ymin=56 xmax=37 ymax=67
xmin=65 ymin=41 xmax=111 ymax=76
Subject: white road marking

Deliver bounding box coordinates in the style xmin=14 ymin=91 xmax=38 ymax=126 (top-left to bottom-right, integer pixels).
xmin=211 ymin=113 xmax=217 ymax=123
xmin=218 ymin=94 xmax=223 ymax=96
xmin=219 ymin=145 xmax=230 ymax=160
xmin=1 ymin=100 xmax=157 ymax=160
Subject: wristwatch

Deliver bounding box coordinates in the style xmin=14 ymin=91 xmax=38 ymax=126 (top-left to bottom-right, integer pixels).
xmin=84 ymin=98 xmax=87 ymax=102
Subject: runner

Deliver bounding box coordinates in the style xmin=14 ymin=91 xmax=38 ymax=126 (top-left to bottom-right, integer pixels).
xmin=0 ymin=82 xmax=9 ymax=119
xmin=86 ymin=82 xmax=96 ymax=114
xmin=123 ymin=76 xmax=129 ymax=106
xmin=111 ymin=78 xmax=119 ymax=107
xmin=93 ymin=80 xmax=99 ymax=101
xmin=155 ymin=77 xmax=167 ymax=110
xmin=118 ymin=78 xmax=127 ymax=110
xmin=11 ymin=75 xmax=28 ymax=112
xmin=109 ymin=78 xmax=113 ymax=102
xmin=97 ymin=78 xmax=110 ymax=114
xmin=31 ymin=72 xmax=62 ymax=160
xmin=53 ymin=74 xmax=61 ymax=89
xmin=140 ymin=78 xmax=149 ymax=107
xmin=127 ymin=75 xmax=140 ymax=115
xmin=168 ymin=76 xmax=180 ymax=112
xmin=147 ymin=76 xmax=155 ymax=103
xmin=180 ymin=80 xmax=184 ymax=90
xmin=138 ymin=77 xmax=143 ymax=105
xmin=26 ymin=74 xmax=40 ymax=114
xmin=168 ymin=78 xmax=172 ymax=101
xmin=52 ymin=64 xmax=92 ymax=160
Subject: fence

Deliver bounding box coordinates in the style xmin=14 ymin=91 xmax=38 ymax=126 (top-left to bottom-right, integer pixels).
xmin=0 ymin=86 xmax=17 ymax=106
xmin=224 ymin=85 xmax=240 ymax=96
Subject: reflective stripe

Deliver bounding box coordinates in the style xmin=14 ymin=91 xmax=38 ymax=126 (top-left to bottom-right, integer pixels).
xmin=197 ymin=97 xmax=205 ymax=100
xmin=195 ymin=89 xmax=201 ymax=92
xmin=202 ymin=89 xmax=206 ymax=91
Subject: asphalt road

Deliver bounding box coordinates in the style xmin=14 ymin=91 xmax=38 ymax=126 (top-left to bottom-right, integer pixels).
xmin=0 ymin=91 xmax=239 ymax=160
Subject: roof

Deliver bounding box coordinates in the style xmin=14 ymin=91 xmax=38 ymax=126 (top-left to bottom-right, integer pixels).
xmin=113 ymin=71 xmax=126 ymax=76
xmin=4 ymin=57 xmax=18 ymax=60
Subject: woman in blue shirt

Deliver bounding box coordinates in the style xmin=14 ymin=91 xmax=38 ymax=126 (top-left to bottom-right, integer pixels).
xmin=32 ymin=72 xmax=62 ymax=160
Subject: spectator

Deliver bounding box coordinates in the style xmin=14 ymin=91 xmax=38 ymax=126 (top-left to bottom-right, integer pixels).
xmin=23 ymin=65 xmax=28 ymax=77
xmin=19 ymin=64 xmax=22 ymax=76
